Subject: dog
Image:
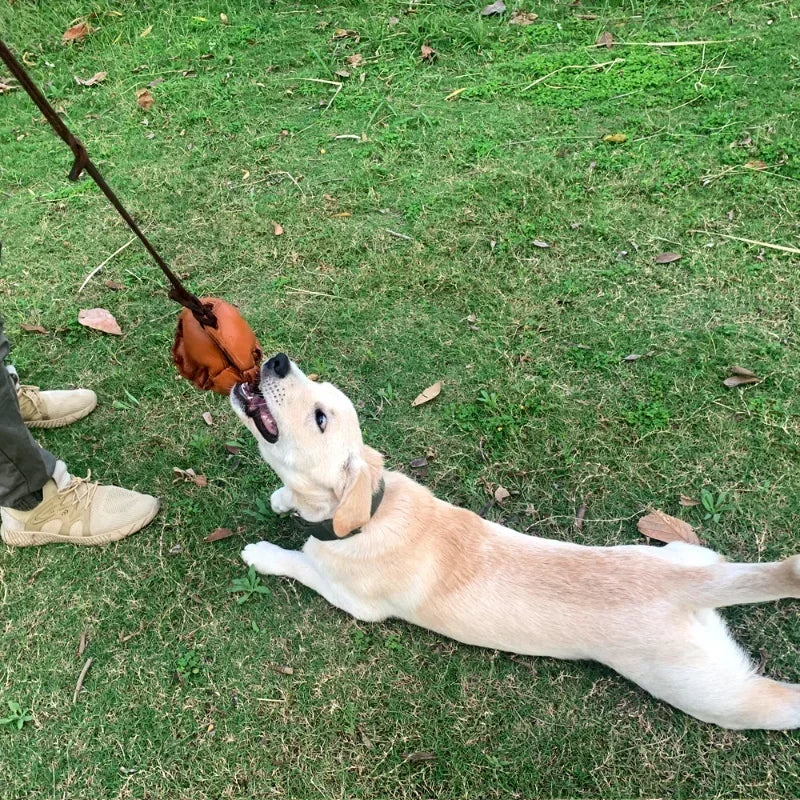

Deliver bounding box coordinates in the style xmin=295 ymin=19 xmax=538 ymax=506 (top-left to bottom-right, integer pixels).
xmin=231 ymin=353 xmax=800 ymax=730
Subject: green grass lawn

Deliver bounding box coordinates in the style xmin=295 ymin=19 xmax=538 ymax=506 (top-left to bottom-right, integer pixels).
xmin=2 ymin=0 xmax=800 ymax=796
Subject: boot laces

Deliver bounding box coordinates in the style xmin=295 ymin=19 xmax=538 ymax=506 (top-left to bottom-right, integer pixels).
xmin=59 ymin=472 xmax=99 ymax=511
xmin=18 ymin=384 xmax=44 ymax=416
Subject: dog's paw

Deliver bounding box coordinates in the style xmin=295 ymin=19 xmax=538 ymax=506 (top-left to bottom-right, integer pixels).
xmin=241 ymin=541 xmax=292 ymax=576
xmin=270 ymin=487 xmax=294 ymax=515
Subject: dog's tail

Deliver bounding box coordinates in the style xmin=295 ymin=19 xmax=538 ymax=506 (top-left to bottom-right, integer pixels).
xmin=687 ymin=554 xmax=800 ymax=609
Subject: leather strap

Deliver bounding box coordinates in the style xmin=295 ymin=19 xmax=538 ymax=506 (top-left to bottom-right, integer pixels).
xmin=294 ymin=479 xmax=386 ymax=541
xmin=0 ymin=39 xmax=217 ymax=328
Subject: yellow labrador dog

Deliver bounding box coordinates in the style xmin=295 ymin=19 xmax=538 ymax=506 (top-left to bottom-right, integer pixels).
xmin=232 ymin=353 xmax=800 ymax=730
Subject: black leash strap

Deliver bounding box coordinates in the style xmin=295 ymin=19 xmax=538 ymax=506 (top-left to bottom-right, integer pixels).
xmin=0 ymin=39 xmax=217 ymax=328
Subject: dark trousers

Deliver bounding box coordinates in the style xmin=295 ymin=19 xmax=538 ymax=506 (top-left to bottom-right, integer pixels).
xmin=0 ymin=315 xmax=55 ymax=510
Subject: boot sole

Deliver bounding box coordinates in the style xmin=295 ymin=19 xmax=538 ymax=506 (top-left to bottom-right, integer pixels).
xmin=24 ymin=396 xmax=98 ymax=429
xmin=1 ymin=500 xmax=160 ymax=547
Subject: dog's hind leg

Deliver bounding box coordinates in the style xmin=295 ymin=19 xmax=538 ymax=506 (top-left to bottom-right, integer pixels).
xmin=241 ymin=541 xmax=388 ymax=622
xmin=610 ymin=609 xmax=800 ymax=730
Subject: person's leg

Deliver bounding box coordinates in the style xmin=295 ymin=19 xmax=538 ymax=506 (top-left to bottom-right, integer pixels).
xmin=0 ymin=313 xmax=160 ymax=546
xmin=0 ymin=314 xmax=56 ymax=510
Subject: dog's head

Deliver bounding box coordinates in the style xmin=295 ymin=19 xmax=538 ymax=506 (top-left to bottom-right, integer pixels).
xmin=231 ymin=354 xmax=383 ymax=536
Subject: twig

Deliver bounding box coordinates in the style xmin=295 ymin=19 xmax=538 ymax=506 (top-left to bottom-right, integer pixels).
xmin=294 ymin=77 xmax=342 ymax=112
xmin=242 ymin=171 xmax=305 ymax=195
xmin=592 ymin=39 xmax=737 ymax=48
xmin=333 ymin=134 xmax=362 ymax=140
xmin=687 ymin=230 xmax=800 ymax=255
xmin=78 ymin=236 xmax=137 ymax=293
xmin=73 ymin=657 xmax=93 ymax=704
xmin=445 ymin=87 xmax=467 ymax=101
xmin=522 ymin=58 xmax=624 ymax=91
xmin=385 ymin=228 xmax=415 ymax=242
xmin=286 ymin=286 xmax=340 ymax=299
xmin=77 ymin=631 xmax=89 ymax=657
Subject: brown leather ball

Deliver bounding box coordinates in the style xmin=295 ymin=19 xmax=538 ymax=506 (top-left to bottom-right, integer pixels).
xmin=171 ymin=297 xmax=262 ymax=394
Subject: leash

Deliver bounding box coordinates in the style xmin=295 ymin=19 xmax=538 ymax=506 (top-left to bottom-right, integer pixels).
xmin=0 ymin=39 xmax=217 ymax=328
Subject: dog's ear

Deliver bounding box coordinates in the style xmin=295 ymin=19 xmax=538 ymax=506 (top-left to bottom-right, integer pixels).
xmin=332 ymin=446 xmax=384 ymax=537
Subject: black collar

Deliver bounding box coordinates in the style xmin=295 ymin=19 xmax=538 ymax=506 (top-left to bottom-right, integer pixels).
xmin=294 ymin=478 xmax=386 ymax=541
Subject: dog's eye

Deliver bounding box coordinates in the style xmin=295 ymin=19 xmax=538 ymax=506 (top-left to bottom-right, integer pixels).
xmin=314 ymin=409 xmax=327 ymax=432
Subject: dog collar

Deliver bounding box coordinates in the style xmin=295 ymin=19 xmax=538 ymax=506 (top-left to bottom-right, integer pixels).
xmin=294 ymin=478 xmax=386 ymax=541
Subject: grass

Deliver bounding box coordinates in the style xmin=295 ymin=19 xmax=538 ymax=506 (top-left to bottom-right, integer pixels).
xmin=1 ymin=0 xmax=800 ymax=796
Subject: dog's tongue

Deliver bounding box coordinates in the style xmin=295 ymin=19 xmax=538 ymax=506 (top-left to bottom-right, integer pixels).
xmin=245 ymin=388 xmax=277 ymax=437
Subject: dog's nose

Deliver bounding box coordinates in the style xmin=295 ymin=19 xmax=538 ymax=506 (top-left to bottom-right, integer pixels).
xmin=263 ymin=352 xmax=291 ymax=379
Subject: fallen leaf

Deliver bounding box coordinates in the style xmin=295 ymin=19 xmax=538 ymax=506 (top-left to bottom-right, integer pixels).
xmin=481 ymin=0 xmax=507 ymax=15
xmin=654 ymin=251 xmax=682 ymax=264
xmin=78 ymin=308 xmax=123 ymax=335
xmin=388 ymin=16 xmax=400 ymax=26
xmin=307 ymin=373 xmax=319 ymax=382
xmin=404 ymin=751 xmax=436 ymax=763
xmin=140 ymin=24 xmax=153 ymax=37
xmin=602 ymin=132 xmax=627 ymax=143
xmin=409 ymin=457 xmax=428 ymax=469
xmin=723 ymin=374 xmax=761 ymax=388
xmin=637 ymin=510 xmax=700 ymax=545
xmin=75 ymin=71 xmax=107 ymax=87
xmin=220 ymin=13 xmax=230 ymax=25
xmin=729 ymin=365 xmax=756 ymax=377
xmin=21 ymin=323 xmax=47 ymax=334
xmin=679 ymin=494 xmax=700 ymax=507
xmin=273 ymin=222 xmax=284 ymax=236
xmin=494 ymin=485 xmax=510 ymax=504
xmin=596 ymin=31 xmax=614 ymax=48
xmin=104 ymin=280 xmax=124 ymax=290
xmin=333 ymin=28 xmax=359 ymax=40
xmin=509 ymin=10 xmax=538 ymax=24
xmin=622 ymin=353 xmax=642 ymax=361
xmin=421 ymin=44 xmax=437 ymax=61
xmin=136 ymin=88 xmax=154 ymax=110
xmin=411 ymin=381 xmax=442 ymax=407
xmin=574 ymin=502 xmax=587 ymax=531
xmin=173 ymin=467 xmax=208 ymax=487
xmin=532 ymin=239 xmax=550 ymax=248
xmin=202 ymin=412 xmax=214 ymax=426
xmin=0 ymin=77 xmax=19 ymax=93
xmin=334 ymin=69 xmax=351 ymax=78
xmin=744 ymin=159 xmax=768 ymax=171
xmin=270 ymin=664 xmax=294 ymax=675
xmin=204 ymin=527 xmax=235 ymax=542
xmin=62 ymin=22 xmax=93 ymax=44
xmin=346 ymin=53 xmax=363 ymax=68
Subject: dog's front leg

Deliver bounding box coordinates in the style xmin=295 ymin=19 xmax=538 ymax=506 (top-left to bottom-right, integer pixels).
xmin=270 ymin=486 xmax=295 ymax=515
xmin=241 ymin=542 xmax=387 ymax=622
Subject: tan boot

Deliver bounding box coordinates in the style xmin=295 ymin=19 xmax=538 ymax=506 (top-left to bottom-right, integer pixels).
xmin=17 ymin=384 xmax=97 ymax=428
xmin=1 ymin=462 xmax=159 ymax=547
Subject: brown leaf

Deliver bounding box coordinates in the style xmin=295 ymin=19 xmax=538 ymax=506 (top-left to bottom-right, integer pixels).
xmin=404 ymin=751 xmax=436 ymax=763
xmin=270 ymin=664 xmax=294 ymax=675
xmin=273 ymin=222 xmax=284 ymax=236
xmin=334 ymin=69 xmax=351 ymax=79
xmin=224 ymin=443 xmax=241 ymax=455
xmin=654 ymin=251 xmax=682 ymax=264
xmin=574 ymin=502 xmax=587 ymax=531
xmin=509 ymin=10 xmax=538 ymax=25
xmin=622 ymin=353 xmax=642 ymax=361
xmin=421 ymin=44 xmax=437 ymax=61
xmin=744 ymin=159 xmax=768 ymax=171
xmin=78 ymin=308 xmax=123 ymax=335
xmin=723 ymin=375 xmax=761 ymax=388
xmin=532 ymin=239 xmax=550 ymax=248
xmin=202 ymin=411 xmax=214 ymax=426
xmin=602 ymin=132 xmax=627 ymax=143
xmin=409 ymin=457 xmax=428 ymax=470
xmin=411 ymin=381 xmax=442 ymax=407
xmin=136 ymin=88 xmax=154 ymax=110
xmin=637 ymin=510 xmax=700 ymax=545
xmin=729 ymin=365 xmax=756 ymax=378
xmin=332 ymin=28 xmax=359 ymax=40
xmin=494 ymin=485 xmax=510 ymax=504
xmin=679 ymin=494 xmax=700 ymax=507
xmin=21 ymin=323 xmax=47 ymax=334
xmin=75 ymin=71 xmax=107 ymax=87
xmin=173 ymin=467 xmax=208 ymax=487
xmin=62 ymin=22 xmax=93 ymax=44
xmin=346 ymin=53 xmax=363 ymax=68
xmin=481 ymin=0 xmax=507 ymax=15
xmin=104 ymin=280 xmax=124 ymax=290
xmin=596 ymin=31 xmax=614 ymax=48
xmin=204 ymin=527 xmax=235 ymax=542
xmin=0 ymin=77 xmax=19 ymax=94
